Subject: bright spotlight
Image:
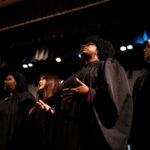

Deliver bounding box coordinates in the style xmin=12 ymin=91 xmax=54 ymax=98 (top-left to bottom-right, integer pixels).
xmin=22 ymin=64 xmax=28 ymax=68
xmin=55 ymin=57 xmax=62 ymax=63
xmin=127 ymin=45 xmax=133 ymax=50
xmin=120 ymin=46 xmax=127 ymax=51
xmin=28 ymin=62 xmax=33 ymax=67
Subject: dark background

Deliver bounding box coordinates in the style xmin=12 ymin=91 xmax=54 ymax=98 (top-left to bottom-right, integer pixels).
xmin=0 ymin=0 xmax=149 ymax=88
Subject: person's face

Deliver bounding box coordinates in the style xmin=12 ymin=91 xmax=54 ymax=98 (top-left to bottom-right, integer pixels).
xmin=144 ymin=41 xmax=150 ymax=63
xmin=4 ymin=74 xmax=16 ymax=91
xmin=80 ymin=43 xmax=98 ymax=59
xmin=38 ymin=77 xmax=46 ymax=90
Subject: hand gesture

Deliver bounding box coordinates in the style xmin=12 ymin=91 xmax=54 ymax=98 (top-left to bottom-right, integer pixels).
xmin=36 ymin=100 xmax=55 ymax=114
xmin=61 ymin=78 xmax=89 ymax=102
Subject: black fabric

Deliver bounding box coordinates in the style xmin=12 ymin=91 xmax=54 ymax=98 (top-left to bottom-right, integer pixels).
xmin=128 ymin=70 xmax=150 ymax=150
xmin=11 ymin=72 xmax=27 ymax=92
xmin=54 ymin=58 xmax=133 ymax=150
xmin=27 ymin=97 xmax=56 ymax=150
xmin=0 ymin=97 xmax=11 ymax=150
xmin=0 ymin=91 xmax=35 ymax=150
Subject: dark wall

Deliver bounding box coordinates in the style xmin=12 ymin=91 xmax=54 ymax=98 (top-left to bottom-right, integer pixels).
xmin=0 ymin=0 xmax=150 ymax=85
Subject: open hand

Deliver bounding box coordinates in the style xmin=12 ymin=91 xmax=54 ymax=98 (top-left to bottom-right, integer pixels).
xmin=36 ymin=100 xmax=55 ymax=114
xmin=61 ymin=78 xmax=89 ymax=101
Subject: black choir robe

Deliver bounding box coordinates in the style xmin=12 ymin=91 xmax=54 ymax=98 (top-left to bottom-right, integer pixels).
xmin=27 ymin=97 xmax=56 ymax=150
xmin=129 ymin=70 xmax=150 ymax=150
xmin=0 ymin=91 xmax=35 ymax=150
xmin=54 ymin=58 xmax=133 ymax=150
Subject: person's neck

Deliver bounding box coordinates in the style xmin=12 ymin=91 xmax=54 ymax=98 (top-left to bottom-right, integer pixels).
xmin=10 ymin=92 xmax=13 ymax=96
xmin=84 ymin=57 xmax=99 ymax=64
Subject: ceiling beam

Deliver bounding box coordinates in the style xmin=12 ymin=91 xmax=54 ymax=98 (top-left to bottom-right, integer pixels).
xmin=0 ymin=0 xmax=22 ymax=8
xmin=0 ymin=0 xmax=111 ymax=32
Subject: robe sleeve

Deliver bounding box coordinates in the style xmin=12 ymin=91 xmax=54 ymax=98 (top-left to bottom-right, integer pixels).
xmin=104 ymin=58 xmax=132 ymax=116
xmin=92 ymin=58 xmax=133 ymax=150
xmin=87 ymin=91 xmax=91 ymax=102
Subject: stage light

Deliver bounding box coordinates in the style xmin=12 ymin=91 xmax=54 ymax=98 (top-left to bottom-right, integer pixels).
xmin=55 ymin=57 xmax=62 ymax=63
xmin=133 ymin=29 xmax=150 ymax=44
xmin=127 ymin=44 xmax=133 ymax=50
xmin=120 ymin=46 xmax=126 ymax=51
xmin=22 ymin=64 xmax=28 ymax=68
xmin=28 ymin=62 xmax=33 ymax=67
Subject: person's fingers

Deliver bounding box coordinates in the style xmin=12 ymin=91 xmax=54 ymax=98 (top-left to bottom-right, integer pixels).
xmin=62 ymin=88 xmax=70 ymax=91
xmin=36 ymin=100 xmax=47 ymax=110
xmin=38 ymin=100 xmax=45 ymax=105
xmin=61 ymin=92 xmax=73 ymax=98
xmin=61 ymin=92 xmax=73 ymax=96
xmin=41 ymin=105 xmax=45 ymax=110
xmin=50 ymin=109 xmax=55 ymax=114
xmin=36 ymin=101 xmax=42 ymax=106
xmin=45 ymin=105 xmax=50 ymax=111
xmin=76 ymin=78 xmax=84 ymax=85
xmin=68 ymin=87 xmax=77 ymax=92
xmin=36 ymin=100 xmax=55 ymax=113
xmin=62 ymin=95 xmax=73 ymax=101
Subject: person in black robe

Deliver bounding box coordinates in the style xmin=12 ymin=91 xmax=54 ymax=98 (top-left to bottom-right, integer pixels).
xmin=27 ymin=73 xmax=60 ymax=150
xmin=128 ymin=41 xmax=150 ymax=150
xmin=48 ymin=35 xmax=133 ymax=150
xmin=0 ymin=72 xmax=35 ymax=150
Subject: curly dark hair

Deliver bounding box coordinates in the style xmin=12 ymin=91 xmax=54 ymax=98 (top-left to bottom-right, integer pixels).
xmin=11 ymin=72 xmax=27 ymax=92
xmin=83 ymin=35 xmax=115 ymax=60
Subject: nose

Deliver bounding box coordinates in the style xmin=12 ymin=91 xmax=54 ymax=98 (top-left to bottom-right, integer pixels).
xmin=80 ymin=45 xmax=87 ymax=51
xmin=38 ymin=80 xmax=42 ymax=85
xmin=4 ymin=80 xmax=7 ymax=84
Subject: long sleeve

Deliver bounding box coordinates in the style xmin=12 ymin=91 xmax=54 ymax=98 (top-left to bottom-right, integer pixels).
xmin=93 ymin=58 xmax=133 ymax=150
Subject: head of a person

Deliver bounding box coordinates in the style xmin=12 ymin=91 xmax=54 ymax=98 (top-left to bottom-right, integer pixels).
xmin=4 ymin=72 xmax=27 ymax=94
xmin=144 ymin=40 xmax=150 ymax=63
xmin=80 ymin=35 xmax=115 ymax=61
xmin=38 ymin=73 xmax=60 ymax=100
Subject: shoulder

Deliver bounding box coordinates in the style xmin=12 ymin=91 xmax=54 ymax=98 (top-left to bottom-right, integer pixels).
xmin=90 ymin=60 xmax=105 ymax=70
xmin=104 ymin=58 xmax=125 ymax=75
xmin=134 ymin=70 xmax=150 ymax=90
xmin=19 ymin=91 xmax=35 ymax=102
xmin=104 ymin=58 xmax=129 ymax=89
xmin=105 ymin=58 xmax=123 ymax=68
